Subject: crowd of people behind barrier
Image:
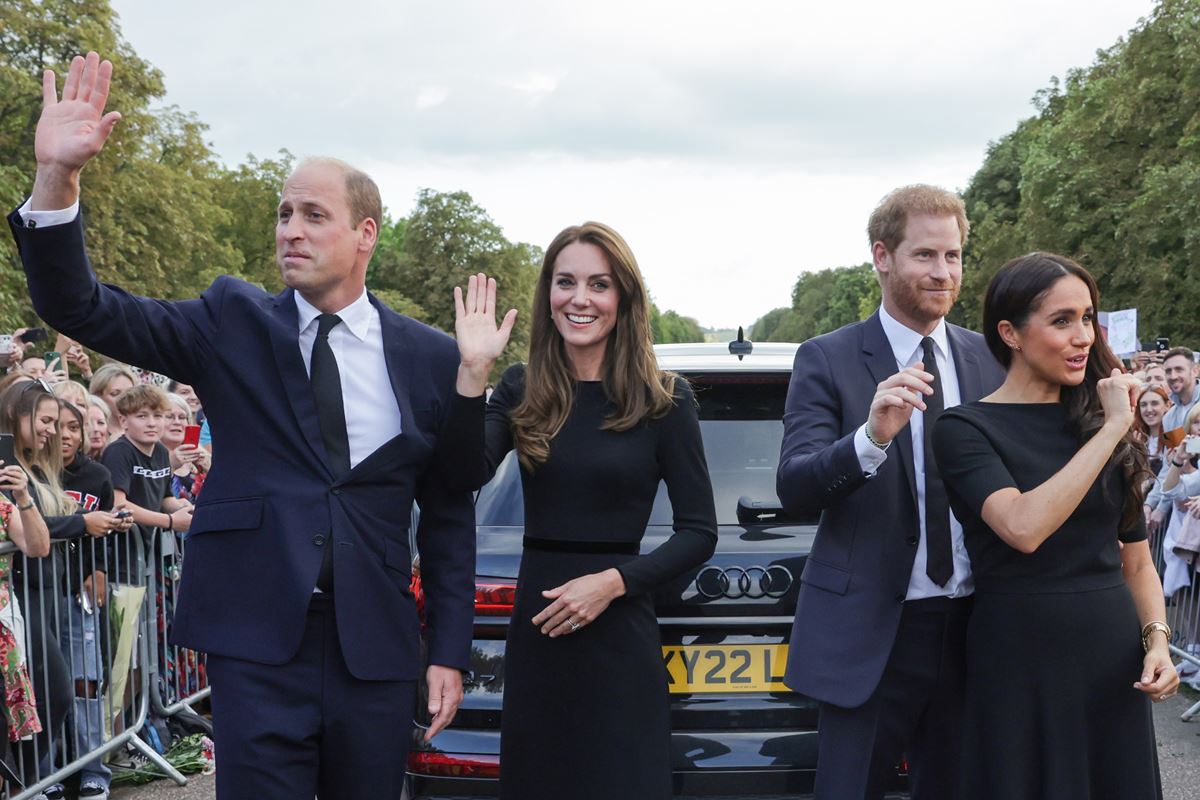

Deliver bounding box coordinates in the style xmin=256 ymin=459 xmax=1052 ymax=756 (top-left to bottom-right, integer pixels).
xmin=0 ymin=332 xmax=210 ymax=799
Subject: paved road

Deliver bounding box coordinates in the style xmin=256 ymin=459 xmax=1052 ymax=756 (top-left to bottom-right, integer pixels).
xmin=108 ymin=691 xmax=1200 ymax=800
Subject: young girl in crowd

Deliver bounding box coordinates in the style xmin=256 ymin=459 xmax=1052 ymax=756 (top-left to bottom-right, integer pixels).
xmin=1135 ymin=384 xmax=1172 ymax=476
xmin=58 ymin=399 xmax=124 ymax=799
xmin=0 ymin=386 xmax=51 ymax=756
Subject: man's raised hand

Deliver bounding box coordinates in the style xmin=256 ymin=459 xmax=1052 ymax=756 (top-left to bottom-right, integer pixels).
xmin=31 ymin=52 xmax=121 ymax=210
xmin=866 ymin=364 xmax=935 ymax=446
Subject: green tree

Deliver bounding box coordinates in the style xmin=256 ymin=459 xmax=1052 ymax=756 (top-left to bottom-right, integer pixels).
xmin=650 ymin=302 xmax=704 ymax=343
xmin=388 ymin=189 xmax=540 ymax=371
xmin=960 ymin=0 xmax=1200 ymax=342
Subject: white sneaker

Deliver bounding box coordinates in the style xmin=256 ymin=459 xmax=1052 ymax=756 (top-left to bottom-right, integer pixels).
xmin=79 ymin=782 xmax=110 ymax=799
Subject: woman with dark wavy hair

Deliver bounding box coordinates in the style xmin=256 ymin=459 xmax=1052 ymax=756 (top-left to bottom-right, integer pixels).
xmin=931 ymin=252 xmax=1175 ymax=798
xmin=453 ymin=221 xmax=717 ymax=799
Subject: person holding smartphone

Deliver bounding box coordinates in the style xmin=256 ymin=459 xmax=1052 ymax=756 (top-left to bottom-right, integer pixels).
xmin=0 ymin=426 xmax=52 ymax=763
xmin=162 ymin=392 xmax=209 ymax=503
xmin=58 ymin=397 xmax=129 ymax=800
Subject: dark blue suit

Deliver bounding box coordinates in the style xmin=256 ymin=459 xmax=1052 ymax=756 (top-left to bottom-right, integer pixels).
xmin=777 ymin=312 xmax=1003 ymax=799
xmin=9 ymin=210 xmax=478 ymax=797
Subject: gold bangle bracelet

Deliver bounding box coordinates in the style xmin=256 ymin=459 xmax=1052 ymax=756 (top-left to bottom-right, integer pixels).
xmin=1141 ymin=620 xmax=1171 ymax=653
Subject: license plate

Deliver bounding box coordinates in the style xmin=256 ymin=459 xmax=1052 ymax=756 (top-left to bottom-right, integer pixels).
xmin=662 ymin=644 xmax=789 ymax=694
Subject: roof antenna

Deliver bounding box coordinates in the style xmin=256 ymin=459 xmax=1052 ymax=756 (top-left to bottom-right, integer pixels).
xmin=728 ymin=327 xmax=753 ymax=361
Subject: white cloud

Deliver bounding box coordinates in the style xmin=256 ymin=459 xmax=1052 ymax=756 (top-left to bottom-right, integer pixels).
xmin=103 ymin=0 xmax=1160 ymax=327
xmin=415 ymin=86 xmax=450 ymax=110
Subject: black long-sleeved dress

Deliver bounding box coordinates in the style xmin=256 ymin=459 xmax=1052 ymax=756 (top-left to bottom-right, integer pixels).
xmin=481 ymin=364 xmax=717 ymax=800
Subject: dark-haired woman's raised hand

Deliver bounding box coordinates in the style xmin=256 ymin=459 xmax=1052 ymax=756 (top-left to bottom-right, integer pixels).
xmin=454 ymin=272 xmax=517 ymax=397
xmin=1097 ymin=369 xmax=1139 ymax=434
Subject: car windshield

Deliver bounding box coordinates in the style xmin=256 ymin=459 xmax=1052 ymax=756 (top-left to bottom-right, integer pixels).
xmin=474 ymin=375 xmax=789 ymax=526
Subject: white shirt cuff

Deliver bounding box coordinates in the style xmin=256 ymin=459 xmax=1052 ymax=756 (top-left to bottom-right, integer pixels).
xmin=16 ymin=197 xmax=79 ymax=228
xmin=854 ymin=424 xmax=888 ymax=476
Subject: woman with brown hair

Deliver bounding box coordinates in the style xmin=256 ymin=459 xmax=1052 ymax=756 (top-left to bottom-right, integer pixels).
xmin=454 ymin=222 xmax=717 ymax=799
xmin=932 ymin=252 xmax=1174 ymax=798
xmin=1135 ymin=383 xmax=1172 ymax=477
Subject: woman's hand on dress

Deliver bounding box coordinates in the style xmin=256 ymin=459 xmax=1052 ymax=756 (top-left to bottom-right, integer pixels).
xmin=1098 ymin=369 xmax=1139 ymax=433
xmin=1134 ymin=645 xmax=1180 ymax=702
xmin=454 ymin=272 xmax=517 ymax=397
xmin=534 ymin=568 xmax=627 ymax=638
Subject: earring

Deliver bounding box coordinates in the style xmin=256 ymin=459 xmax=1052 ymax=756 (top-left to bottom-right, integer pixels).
xmin=1012 ymin=344 xmax=1022 ymax=352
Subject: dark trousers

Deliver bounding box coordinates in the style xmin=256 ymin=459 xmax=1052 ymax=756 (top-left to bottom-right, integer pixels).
xmin=207 ymin=594 xmax=416 ymax=799
xmin=814 ymin=596 xmax=971 ymax=800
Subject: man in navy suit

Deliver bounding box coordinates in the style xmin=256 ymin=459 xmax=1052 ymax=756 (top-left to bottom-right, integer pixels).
xmin=776 ymin=185 xmax=1005 ymax=799
xmin=10 ymin=53 xmax=484 ymax=798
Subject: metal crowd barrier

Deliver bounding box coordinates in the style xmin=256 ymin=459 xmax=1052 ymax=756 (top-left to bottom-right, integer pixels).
xmin=1147 ymin=513 xmax=1200 ymax=722
xmin=0 ymin=523 xmax=209 ymax=799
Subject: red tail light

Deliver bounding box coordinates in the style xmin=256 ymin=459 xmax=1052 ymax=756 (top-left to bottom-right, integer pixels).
xmin=475 ymin=581 xmax=517 ymax=615
xmin=407 ymin=751 xmax=500 ymax=778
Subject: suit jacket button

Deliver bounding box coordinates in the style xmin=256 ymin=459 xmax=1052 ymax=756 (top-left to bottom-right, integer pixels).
xmin=331 ymin=488 xmax=342 ymax=496
xmin=895 ymin=593 xmax=905 ymax=603
xmin=313 ymin=535 xmax=326 ymax=546
xmin=906 ymin=535 xmax=918 ymax=546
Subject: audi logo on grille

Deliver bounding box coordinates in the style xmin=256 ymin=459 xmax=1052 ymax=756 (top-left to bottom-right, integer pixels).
xmin=694 ymin=565 xmax=793 ymax=599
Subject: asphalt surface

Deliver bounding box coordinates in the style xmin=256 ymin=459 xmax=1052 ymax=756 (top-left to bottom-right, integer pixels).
xmin=105 ymin=690 xmax=1200 ymax=800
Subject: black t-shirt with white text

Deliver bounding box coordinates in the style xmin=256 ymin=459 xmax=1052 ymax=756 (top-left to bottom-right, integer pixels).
xmin=101 ymin=436 xmax=172 ymax=512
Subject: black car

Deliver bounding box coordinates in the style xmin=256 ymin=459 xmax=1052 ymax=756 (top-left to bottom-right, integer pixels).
xmin=405 ymin=341 xmax=908 ymax=798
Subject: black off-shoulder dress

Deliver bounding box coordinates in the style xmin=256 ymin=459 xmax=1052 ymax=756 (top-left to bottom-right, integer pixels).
xmin=933 ymin=401 xmax=1161 ymax=800
xmin=482 ymin=364 xmax=717 ymax=800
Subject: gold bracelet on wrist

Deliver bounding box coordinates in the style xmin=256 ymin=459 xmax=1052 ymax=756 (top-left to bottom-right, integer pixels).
xmin=864 ymin=425 xmax=891 ymax=452
xmin=1141 ymin=620 xmax=1171 ymax=653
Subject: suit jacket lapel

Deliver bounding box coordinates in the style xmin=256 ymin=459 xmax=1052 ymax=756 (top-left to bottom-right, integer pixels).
xmin=268 ymin=290 xmax=335 ymax=478
xmin=861 ymin=313 xmax=918 ymax=506
xmin=947 ymin=324 xmax=985 ymax=402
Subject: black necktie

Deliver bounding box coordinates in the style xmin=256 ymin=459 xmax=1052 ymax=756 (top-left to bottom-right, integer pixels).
xmin=311 ymin=313 xmax=350 ymax=591
xmin=921 ymin=336 xmax=953 ymax=587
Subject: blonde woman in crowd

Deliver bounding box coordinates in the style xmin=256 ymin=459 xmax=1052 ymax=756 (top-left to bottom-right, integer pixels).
xmin=89 ymin=363 xmax=136 ymax=436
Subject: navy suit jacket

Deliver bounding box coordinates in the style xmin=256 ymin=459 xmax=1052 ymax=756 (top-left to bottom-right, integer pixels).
xmin=8 ymin=209 xmax=478 ymax=682
xmin=776 ymin=312 xmax=1003 ymax=708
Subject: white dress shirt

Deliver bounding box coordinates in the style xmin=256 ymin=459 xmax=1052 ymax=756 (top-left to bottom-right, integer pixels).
xmin=854 ymin=305 xmax=973 ymax=600
xmin=17 ymin=198 xmax=405 ymax=469
xmin=294 ymin=291 xmax=403 ymax=468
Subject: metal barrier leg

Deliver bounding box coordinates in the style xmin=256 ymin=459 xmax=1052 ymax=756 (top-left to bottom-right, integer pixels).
xmin=123 ymin=732 xmax=188 ymax=786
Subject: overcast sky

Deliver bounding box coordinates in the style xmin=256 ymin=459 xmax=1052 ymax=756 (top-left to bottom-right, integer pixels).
xmin=109 ymin=0 xmax=1158 ymax=329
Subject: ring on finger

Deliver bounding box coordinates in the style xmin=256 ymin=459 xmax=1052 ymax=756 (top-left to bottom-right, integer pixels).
xmin=566 ymin=619 xmax=581 ymax=632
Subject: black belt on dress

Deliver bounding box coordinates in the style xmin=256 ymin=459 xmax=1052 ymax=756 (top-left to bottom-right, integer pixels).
xmin=522 ymin=536 xmax=639 ymax=556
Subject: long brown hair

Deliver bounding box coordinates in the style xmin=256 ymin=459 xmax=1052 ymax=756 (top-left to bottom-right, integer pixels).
xmin=983 ymin=252 xmax=1150 ymax=531
xmin=0 ymin=381 xmax=75 ymax=516
xmin=511 ymin=222 xmax=676 ymax=470
xmin=1133 ymin=384 xmax=1170 ymax=439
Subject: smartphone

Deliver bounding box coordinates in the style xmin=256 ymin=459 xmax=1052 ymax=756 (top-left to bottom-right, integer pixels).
xmin=1187 ymin=437 xmax=1200 ymax=456
xmin=183 ymin=424 xmax=202 ymax=448
xmin=0 ymin=433 xmax=14 ymax=467
xmin=43 ymin=351 xmax=61 ymax=371
xmin=1156 ymin=337 xmax=1170 ymax=352
xmin=115 ymin=510 xmax=132 ymax=520
xmin=15 ymin=327 xmax=47 ymax=345
xmin=78 ymin=591 xmax=93 ymax=616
